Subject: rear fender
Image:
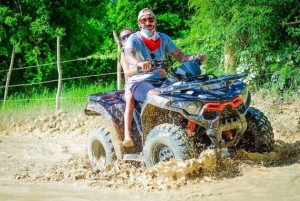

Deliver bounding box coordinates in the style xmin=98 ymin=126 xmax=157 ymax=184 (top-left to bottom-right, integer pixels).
xmin=84 ymin=90 xmax=127 ymax=159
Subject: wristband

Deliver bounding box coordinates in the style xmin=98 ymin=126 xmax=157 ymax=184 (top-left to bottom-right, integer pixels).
xmin=188 ymin=55 xmax=194 ymax=61
xmin=136 ymin=60 xmax=141 ymax=67
xmin=136 ymin=66 xmax=140 ymax=73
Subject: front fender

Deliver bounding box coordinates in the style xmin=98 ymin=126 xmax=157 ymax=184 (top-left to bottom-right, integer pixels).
xmin=141 ymin=94 xmax=177 ymax=140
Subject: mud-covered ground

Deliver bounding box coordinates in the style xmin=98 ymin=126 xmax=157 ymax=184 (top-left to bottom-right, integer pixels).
xmin=0 ymin=94 xmax=299 ymax=200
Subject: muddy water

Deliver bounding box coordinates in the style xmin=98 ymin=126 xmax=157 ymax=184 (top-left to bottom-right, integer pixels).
xmin=0 ymin=164 xmax=300 ymax=201
xmin=0 ymin=96 xmax=300 ymax=200
xmin=1 ymin=162 xmax=299 ymax=201
xmin=0 ymin=133 xmax=300 ymax=200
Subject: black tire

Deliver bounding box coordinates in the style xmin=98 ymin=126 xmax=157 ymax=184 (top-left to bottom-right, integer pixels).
xmin=237 ymin=107 xmax=274 ymax=153
xmin=87 ymin=127 xmax=116 ymax=168
xmin=143 ymin=123 xmax=196 ymax=168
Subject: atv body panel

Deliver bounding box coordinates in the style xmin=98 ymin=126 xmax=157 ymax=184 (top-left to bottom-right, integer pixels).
xmin=141 ymin=74 xmax=250 ymax=148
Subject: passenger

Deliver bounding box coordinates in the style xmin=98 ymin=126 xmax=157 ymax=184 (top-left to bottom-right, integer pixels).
xmin=119 ymin=28 xmax=135 ymax=147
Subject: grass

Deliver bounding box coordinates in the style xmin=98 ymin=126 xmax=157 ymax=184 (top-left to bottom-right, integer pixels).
xmin=0 ymin=82 xmax=117 ymax=130
xmin=252 ymin=86 xmax=300 ymax=103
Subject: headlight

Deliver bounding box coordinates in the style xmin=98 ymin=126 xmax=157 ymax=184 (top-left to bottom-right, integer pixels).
xmin=171 ymin=101 xmax=203 ymax=115
xmin=240 ymin=86 xmax=249 ymax=104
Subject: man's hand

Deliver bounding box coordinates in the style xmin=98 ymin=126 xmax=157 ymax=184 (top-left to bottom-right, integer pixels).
xmin=195 ymin=54 xmax=207 ymax=63
xmin=158 ymin=69 xmax=167 ymax=78
xmin=138 ymin=61 xmax=152 ymax=71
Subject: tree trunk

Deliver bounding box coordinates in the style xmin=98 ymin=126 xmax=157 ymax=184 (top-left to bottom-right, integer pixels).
xmin=56 ymin=36 xmax=62 ymax=111
xmin=113 ymin=30 xmax=122 ymax=90
xmin=224 ymin=50 xmax=237 ymax=73
xmin=2 ymin=47 xmax=15 ymax=110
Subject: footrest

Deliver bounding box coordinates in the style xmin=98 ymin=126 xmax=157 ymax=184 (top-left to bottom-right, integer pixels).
xmin=123 ymin=154 xmax=142 ymax=161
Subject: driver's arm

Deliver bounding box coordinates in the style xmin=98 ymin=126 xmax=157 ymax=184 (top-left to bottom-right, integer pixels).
xmin=169 ymin=48 xmax=190 ymax=63
xmin=170 ymin=48 xmax=207 ymax=63
xmin=124 ymin=48 xmax=152 ymax=72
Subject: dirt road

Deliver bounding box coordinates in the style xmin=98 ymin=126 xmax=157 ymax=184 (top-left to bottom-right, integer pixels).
xmin=0 ymin=96 xmax=300 ymax=200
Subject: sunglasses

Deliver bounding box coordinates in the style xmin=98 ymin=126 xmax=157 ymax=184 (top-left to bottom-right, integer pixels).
xmin=120 ymin=33 xmax=132 ymax=41
xmin=139 ymin=17 xmax=155 ymax=23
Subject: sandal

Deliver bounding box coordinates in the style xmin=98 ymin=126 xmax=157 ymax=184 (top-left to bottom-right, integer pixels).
xmin=122 ymin=139 xmax=134 ymax=147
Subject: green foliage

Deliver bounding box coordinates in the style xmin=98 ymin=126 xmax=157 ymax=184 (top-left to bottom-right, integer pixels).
xmin=0 ymin=0 xmax=299 ymax=100
xmin=187 ymin=0 xmax=300 ymax=91
xmin=107 ymin=0 xmax=194 ymax=38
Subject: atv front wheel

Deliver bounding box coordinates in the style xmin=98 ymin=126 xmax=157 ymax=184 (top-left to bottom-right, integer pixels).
xmin=87 ymin=127 xmax=116 ymax=168
xmin=237 ymin=107 xmax=274 ymax=153
xmin=143 ymin=123 xmax=196 ymax=168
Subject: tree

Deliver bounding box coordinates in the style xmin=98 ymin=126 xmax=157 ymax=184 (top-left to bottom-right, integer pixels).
xmin=107 ymin=0 xmax=194 ymax=38
xmin=0 ymin=0 xmax=114 ymax=95
xmin=187 ymin=0 xmax=300 ymax=90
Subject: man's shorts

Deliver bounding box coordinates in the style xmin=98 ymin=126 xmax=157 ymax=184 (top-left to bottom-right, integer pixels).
xmin=131 ymin=79 xmax=165 ymax=102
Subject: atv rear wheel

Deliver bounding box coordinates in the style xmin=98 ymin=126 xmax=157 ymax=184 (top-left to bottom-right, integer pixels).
xmin=237 ymin=107 xmax=274 ymax=153
xmin=87 ymin=127 xmax=116 ymax=168
xmin=143 ymin=123 xmax=196 ymax=168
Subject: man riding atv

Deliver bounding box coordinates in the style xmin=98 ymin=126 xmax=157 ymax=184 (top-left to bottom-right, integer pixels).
xmin=123 ymin=8 xmax=206 ymax=147
xmin=84 ymin=9 xmax=274 ymax=169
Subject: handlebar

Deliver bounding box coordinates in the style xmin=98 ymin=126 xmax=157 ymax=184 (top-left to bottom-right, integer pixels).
xmin=136 ymin=59 xmax=170 ymax=73
xmin=150 ymin=59 xmax=170 ymax=69
xmin=137 ymin=56 xmax=203 ymax=78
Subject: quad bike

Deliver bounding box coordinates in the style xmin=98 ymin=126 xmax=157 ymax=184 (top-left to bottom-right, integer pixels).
xmin=84 ymin=57 xmax=274 ymax=168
